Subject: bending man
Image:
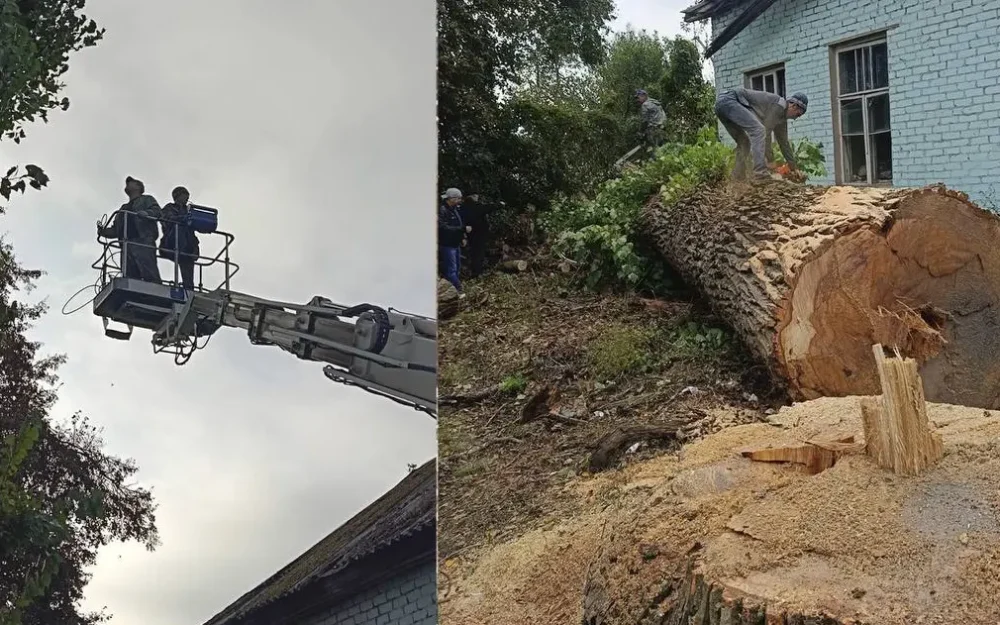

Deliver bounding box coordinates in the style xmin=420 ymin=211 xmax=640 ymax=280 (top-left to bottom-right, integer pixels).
xmin=715 ymin=87 xmax=807 ymax=180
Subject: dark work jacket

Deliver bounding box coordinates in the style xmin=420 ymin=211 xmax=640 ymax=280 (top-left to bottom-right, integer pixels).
xmin=438 ymin=204 xmax=464 ymax=248
xmin=459 ymin=199 xmax=497 ymax=238
xmin=159 ymin=202 xmax=201 ymax=258
xmin=98 ymin=194 xmax=161 ymax=243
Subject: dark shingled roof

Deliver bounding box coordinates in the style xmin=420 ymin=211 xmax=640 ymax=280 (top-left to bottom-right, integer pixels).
xmin=681 ymin=0 xmax=747 ymax=22
xmin=682 ymin=0 xmax=784 ymax=59
xmin=203 ymin=459 xmax=436 ymax=625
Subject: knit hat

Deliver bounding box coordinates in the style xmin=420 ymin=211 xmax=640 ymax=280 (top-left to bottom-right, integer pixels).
xmin=787 ymin=92 xmax=808 ymax=113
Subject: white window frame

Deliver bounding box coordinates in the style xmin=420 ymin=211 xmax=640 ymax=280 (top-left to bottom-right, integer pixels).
xmin=832 ymin=34 xmax=891 ymax=186
xmin=744 ymin=64 xmax=786 ymax=98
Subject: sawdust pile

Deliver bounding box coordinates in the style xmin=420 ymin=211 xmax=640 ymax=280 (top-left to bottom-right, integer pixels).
xmin=439 ymin=397 xmax=1000 ymax=625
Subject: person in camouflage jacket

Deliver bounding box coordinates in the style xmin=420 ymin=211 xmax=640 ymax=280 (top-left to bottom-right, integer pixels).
xmin=636 ymin=89 xmax=666 ymax=148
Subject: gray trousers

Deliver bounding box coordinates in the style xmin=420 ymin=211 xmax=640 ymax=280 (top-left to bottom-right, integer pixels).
xmin=715 ymin=90 xmax=769 ymax=179
xmin=121 ymin=241 xmax=162 ymax=283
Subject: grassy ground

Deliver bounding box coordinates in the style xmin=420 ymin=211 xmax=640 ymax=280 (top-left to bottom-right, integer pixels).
xmin=437 ymin=262 xmax=779 ymax=560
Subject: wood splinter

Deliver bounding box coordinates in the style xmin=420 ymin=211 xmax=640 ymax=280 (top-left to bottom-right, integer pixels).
xmin=742 ymin=436 xmax=863 ymax=475
xmin=860 ymin=344 xmax=943 ymax=476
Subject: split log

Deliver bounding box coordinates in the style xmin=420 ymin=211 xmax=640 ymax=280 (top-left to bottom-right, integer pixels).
xmin=644 ymin=182 xmax=1000 ymax=409
xmin=860 ymin=345 xmax=943 ymax=475
xmin=438 ymin=278 xmax=460 ymax=319
xmin=498 ymin=259 xmax=529 ymax=273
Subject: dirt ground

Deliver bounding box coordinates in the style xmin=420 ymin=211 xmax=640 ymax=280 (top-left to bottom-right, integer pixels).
xmin=437 ymin=265 xmax=776 ymax=580
xmin=436 ymin=263 xmax=1000 ymax=625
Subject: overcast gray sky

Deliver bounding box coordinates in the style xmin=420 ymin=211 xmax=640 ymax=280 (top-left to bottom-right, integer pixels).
xmin=0 ymin=1 xmax=435 ymax=624
xmin=613 ymin=0 xmax=715 ymax=78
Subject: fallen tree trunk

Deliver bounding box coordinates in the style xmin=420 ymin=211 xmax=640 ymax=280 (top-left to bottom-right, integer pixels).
xmin=644 ymin=182 xmax=1000 ymax=409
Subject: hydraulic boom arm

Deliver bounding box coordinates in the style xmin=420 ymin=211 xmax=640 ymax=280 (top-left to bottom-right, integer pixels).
xmin=149 ymin=288 xmax=438 ymax=416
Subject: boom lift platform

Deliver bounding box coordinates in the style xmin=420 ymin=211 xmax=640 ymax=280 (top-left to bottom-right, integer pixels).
xmin=92 ymin=207 xmax=437 ymax=417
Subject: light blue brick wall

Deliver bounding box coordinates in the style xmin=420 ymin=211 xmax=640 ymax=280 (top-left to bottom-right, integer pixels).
xmin=304 ymin=561 xmax=436 ymax=625
xmin=711 ymin=0 xmax=1000 ymax=206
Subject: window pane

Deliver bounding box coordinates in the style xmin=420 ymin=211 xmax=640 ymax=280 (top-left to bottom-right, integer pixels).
xmin=764 ymin=73 xmax=775 ymax=93
xmin=840 ymin=98 xmax=864 ymax=135
xmin=870 ymin=133 xmax=892 ymax=182
xmin=861 ymin=46 xmax=873 ymax=92
xmin=752 ymin=75 xmax=764 ymax=91
xmin=844 ymin=135 xmax=868 ymax=183
xmin=868 ymin=93 xmax=890 ymax=133
xmin=777 ymin=69 xmax=786 ymax=97
xmin=872 ymin=42 xmax=888 ymax=90
xmin=839 ymin=49 xmax=859 ymax=94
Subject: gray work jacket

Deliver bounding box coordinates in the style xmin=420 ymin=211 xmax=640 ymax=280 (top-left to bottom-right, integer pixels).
xmin=732 ymin=87 xmax=797 ymax=167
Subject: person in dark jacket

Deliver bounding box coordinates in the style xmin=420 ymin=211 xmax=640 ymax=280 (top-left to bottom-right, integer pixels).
xmin=97 ymin=176 xmax=162 ymax=283
xmin=460 ymin=193 xmax=504 ymax=278
xmin=159 ymin=185 xmax=201 ymax=290
xmin=714 ymin=87 xmax=807 ymax=180
xmin=438 ymin=188 xmax=465 ymax=291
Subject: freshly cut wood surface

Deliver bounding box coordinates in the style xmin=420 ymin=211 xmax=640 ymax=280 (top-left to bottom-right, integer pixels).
xmin=861 ymin=344 xmax=943 ymax=475
xmin=644 ymin=182 xmax=1000 ymax=409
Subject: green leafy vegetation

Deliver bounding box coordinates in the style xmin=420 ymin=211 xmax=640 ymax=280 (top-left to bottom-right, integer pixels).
xmin=499 ymin=374 xmax=528 ymax=394
xmin=772 ymin=137 xmax=827 ymax=178
xmin=667 ymin=320 xmax=731 ymax=359
xmin=541 ymin=128 xmax=731 ymax=292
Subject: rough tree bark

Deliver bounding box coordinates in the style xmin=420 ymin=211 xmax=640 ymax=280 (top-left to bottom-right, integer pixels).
xmin=633 ymin=563 xmax=849 ymax=625
xmin=643 ymin=182 xmax=1000 ymax=409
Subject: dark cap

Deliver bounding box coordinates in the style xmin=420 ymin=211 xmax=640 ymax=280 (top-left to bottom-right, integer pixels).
xmin=125 ymin=176 xmax=145 ymax=193
xmin=635 ymin=89 xmax=647 ymax=97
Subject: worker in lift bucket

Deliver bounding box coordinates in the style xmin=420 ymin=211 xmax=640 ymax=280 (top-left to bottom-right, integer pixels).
xmin=714 ymin=88 xmax=807 ymax=181
xmin=159 ymin=186 xmax=201 ymax=290
xmin=97 ymin=176 xmax=163 ymax=283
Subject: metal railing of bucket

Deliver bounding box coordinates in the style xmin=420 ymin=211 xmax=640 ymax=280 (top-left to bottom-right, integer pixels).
xmin=92 ymin=206 xmax=241 ymax=293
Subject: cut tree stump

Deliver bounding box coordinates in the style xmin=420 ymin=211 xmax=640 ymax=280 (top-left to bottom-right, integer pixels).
xmin=632 ymin=562 xmax=850 ymax=625
xmin=438 ymin=278 xmax=460 ymax=319
xmin=860 ymin=344 xmax=943 ymax=475
xmin=643 ymin=182 xmax=1000 ymax=409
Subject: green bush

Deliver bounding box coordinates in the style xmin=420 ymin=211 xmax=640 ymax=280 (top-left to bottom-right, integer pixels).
xmin=540 ymin=127 xmax=731 ymax=291
xmin=772 ymin=137 xmax=827 ymax=178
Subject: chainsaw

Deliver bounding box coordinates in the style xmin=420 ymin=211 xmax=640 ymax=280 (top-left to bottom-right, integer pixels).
xmin=773 ymin=163 xmax=807 ymax=183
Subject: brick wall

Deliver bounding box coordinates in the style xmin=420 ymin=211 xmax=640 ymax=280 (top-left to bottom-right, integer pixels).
xmin=711 ymin=0 xmax=1000 ymax=205
xmin=302 ymin=561 xmax=436 ymax=625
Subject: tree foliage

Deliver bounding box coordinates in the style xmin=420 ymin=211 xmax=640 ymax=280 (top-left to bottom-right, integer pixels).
xmin=0 ymin=0 xmax=105 ymax=207
xmin=437 ymin=0 xmax=616 ymax=205
xmin=1 ymin=3 xmax=159 ymax=624
xmin=438 ymin=13 xmax=716 ymax=216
